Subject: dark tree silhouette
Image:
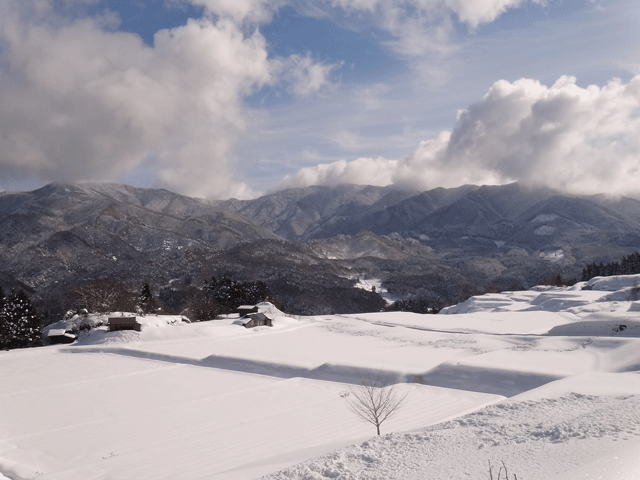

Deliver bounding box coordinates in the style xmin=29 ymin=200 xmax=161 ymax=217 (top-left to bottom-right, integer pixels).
xmin=581 ymin=252 xmax=640 ymax=281
xmin=186 ymin=286 xmax=222 ymax=322
xmin=202 ymin=277 xmax=276 ymax=313
xmin=137 ymin=282 xmax=157 ymax=315
xmin=0 ymin=290 xmax=42 ymax=349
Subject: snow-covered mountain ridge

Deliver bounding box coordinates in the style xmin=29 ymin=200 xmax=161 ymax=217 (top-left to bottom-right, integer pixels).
xmin=0 ymin=182 xmax=279 ymax=292
xmin=3 ymin=181 xmax=640 ymax=316
xmin=217 ymin=182 xmax=640 ymax=247
xmin=2 ymin=277 xmax=640 ymax=479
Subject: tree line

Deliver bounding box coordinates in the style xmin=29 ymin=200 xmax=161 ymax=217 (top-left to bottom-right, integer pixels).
xmin=188 ymin=276 xmax=279 ymax=321
xmin=581 ymin=252 xmax=640 ymax=281
xmin=61 ymin=275 xmax=278 ymax=320
xmin=386 ymin=298 xmax=441 ymax=314
xmin=0 ymin=275 xmax=280 ymax=350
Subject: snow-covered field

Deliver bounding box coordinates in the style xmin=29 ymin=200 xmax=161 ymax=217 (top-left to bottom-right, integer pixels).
xmin=2 ymin=276 xmax=640 ymax=479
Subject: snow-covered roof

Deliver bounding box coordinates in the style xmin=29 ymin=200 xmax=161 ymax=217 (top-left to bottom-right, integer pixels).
xmin=47 ymin=329 xmax=68 ymax=337
xmin=241 ymin=313 xmax=269 ymax=325
xmin=108 ymin=316 xmax=140 ymax=325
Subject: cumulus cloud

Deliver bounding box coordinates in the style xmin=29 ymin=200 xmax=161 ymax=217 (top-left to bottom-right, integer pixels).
xmin=0 ymin=9 xmax=269 ymax=198
xmin=0 ymin=0 xmax=334 ymax=198
xmin=278 ymin=156 xmax=397 ymax=189
xmin=281 ymin=74 xmax=640 ymax=197
xmin=444 ymin=0 xmax=545 ymax=29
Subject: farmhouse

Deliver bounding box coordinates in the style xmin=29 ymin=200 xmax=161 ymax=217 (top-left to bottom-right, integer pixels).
xmin=242 ymin=313 xmax=273 ymax=328
xmin=108 ymin=316 xmax=142 ymax=332
xmin=237 ymin=305 xmax=259 ymax=316
xmin=47 ymin=329 xmax=77 ymax=345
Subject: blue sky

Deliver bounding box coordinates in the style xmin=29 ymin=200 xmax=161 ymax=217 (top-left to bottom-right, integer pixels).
xmin=0 ymin=0 xmax=638 ymax=198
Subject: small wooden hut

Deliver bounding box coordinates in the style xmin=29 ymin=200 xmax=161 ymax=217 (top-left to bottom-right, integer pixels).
xmin=108 ymin=316 xmax=142 ymax=332
xmin=237 ymin=305 xmax=259 ymax=316
xmin=242 ymin=313 xmax=273 ymax=328
xmin=47 ymin=329 xmax=77 ymax=345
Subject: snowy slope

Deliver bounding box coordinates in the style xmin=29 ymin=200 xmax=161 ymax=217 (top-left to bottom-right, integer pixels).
xmin=262 ymin=280 xmax=640 ymax=479
xmin=263 ymin=373 xmax=640 ymax=480
xmin=2 ymin=281 xmax=640 ymax=479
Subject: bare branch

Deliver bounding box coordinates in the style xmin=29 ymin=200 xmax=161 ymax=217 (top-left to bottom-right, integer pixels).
xmin=501 ymin=461 xmax=509 ymax=480
xmin=73 ymin=277 xmax=134 ymax=314
xmin=345 ymin=372 xmax=408 ymax=436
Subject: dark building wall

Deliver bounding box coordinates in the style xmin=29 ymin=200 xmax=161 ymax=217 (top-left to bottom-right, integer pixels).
xmin=108 ymin=317 xmax=142 ymax=332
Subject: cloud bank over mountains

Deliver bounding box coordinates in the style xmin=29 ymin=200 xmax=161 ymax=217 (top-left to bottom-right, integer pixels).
xmin=0 ymin=0 xmax=638 ymax=198
xmin=280 ymin=74 xmax=640 ymax=197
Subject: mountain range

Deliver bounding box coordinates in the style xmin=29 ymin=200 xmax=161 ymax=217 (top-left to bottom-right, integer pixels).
xmin=2 ymin=181 xmax=639 ymax=318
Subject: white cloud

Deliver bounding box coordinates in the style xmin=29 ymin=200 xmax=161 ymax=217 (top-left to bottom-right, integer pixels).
xmin=0 ymin=0 xmax=336 ymax=199
xmin=331 ymin=130 xmax=364 ymax=151
xmin=187 ymin=0 xmax=283 ymax=23
xmin=281 ymin=74 xmax=640 ymax=197
xmin=0 ymin=7 xmax=271 ymax=198
xmin=425 ymin=74 xmax=640 ymax=195
xmin=271 ymin=54 xmax=338 ymax=96
xmin=298 ymin=0 xmax=546 ymax=61
xmin=444 ymin=0 xmax=546 ymax=29
xmin=324 ymin=0 xmax=544 ymax=27
xmin=278 ymin=156 xmax=397 ymax=189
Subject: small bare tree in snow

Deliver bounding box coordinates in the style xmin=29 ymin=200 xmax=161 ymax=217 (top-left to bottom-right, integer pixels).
xmin=346 ymin=372 xmax=408 ymax=436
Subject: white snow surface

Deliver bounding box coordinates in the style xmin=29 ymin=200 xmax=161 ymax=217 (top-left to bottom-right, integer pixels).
xmin=587 ymin=274 xmax=640 ymax=291
xmin=2 ymin=286 xmax=640 ymax=479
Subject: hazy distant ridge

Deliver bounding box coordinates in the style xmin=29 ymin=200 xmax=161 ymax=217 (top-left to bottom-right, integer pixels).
xmin=216 ymin=182 xmax=640 ymax=248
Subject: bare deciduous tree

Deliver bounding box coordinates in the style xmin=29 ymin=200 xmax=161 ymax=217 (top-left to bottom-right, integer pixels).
xmin=73 ymin=278 xmax=134 ymax=314
xmin=184 ymin=286 xmax=222 ymax=322
xmin=345 ymin=373 xmax=408 ymax=436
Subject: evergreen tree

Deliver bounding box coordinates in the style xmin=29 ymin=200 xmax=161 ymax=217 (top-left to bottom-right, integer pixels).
xmin=0 ymin=290 xmax=41 ymax=349
xmin=201 ymin=276 xmax=276 ymax=314
xmin=137 ymin=282 xmax=155 ymax=315
xmin=581 ymin=252 xmax=640 ymax=282
xmin=388 ymin=297 xmax=440 ymax=314
xmin=0 ymin=287 xmax=7 ymax=348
